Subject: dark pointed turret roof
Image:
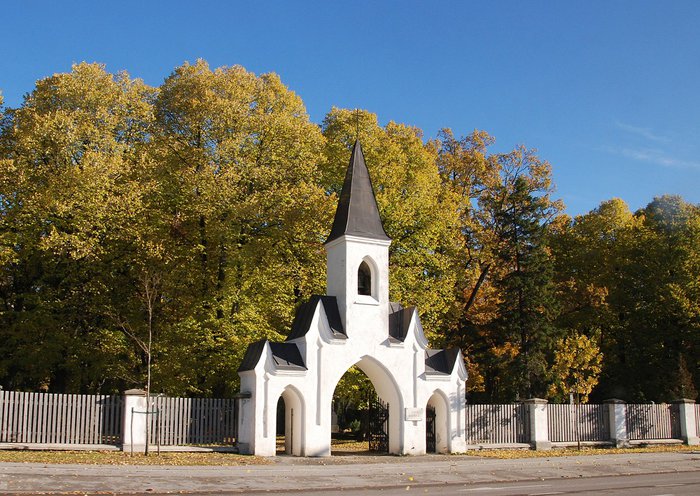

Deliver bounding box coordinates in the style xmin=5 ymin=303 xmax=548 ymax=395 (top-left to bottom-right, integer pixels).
xmin=286 ymin=295 xmax=346 ymax=341
xmin=237 ymin=339 xmax=307 ymax=372
xmin=389 ymin=302 xmax=415 ymax=342
xmin=325 ymin=141 xmax=391 ymax=244
xmin=425 ymin=348 xmax=461 ymax=375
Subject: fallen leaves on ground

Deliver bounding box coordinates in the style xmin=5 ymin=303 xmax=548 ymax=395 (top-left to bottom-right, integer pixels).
xmin=0 ymin=450 xmax=271 ymax=466
xmin=461 ymin=445 xmax=697 ymax=459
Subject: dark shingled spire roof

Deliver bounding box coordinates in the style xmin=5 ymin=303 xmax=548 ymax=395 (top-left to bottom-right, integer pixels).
xmin=325 ymin=141 xmax=391 ymax=244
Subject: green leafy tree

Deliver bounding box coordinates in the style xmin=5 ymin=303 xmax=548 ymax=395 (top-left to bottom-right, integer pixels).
xmin=0 ymin=63 xmax=155 ymax=392
xmin=551 ymin=196 xmax=700 ymax=402
xmin=438 ymin=133 xmax=562 ymax=401
xmin=143 ymin=60 xmax=332 ymax=395
xmin=485 ymin=161 xmax=562 ymax=400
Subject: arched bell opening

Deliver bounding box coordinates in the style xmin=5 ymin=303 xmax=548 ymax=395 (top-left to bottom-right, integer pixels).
xmin=358 ymin=261 xmax=372 ymax=296
xmin=357 ymin=257 xmax=379 ymax=299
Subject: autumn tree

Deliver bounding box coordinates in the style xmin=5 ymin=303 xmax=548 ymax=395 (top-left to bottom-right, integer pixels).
xmin=613 ymin=196 xmax=700 ymax=401
xmin=547 ymin=332 xmax=603 ymax=403
xmin=136 ymin=60 xmax=333 ymax=395
xmin=437 ymin=130 xmax=562 ymax=401
xmin=551 ymin=196 xmax=700 ymax=402
xmin=434 ymin=129 xmax=499 ymax=393
xmin=0 ymin=63 xmax=155 ymax=392
xmin=0 ymin=61 xmax=334 ymax=396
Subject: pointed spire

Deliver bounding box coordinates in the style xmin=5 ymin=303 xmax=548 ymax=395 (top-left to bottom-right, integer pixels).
xmin=325 ymin=141 xmax=391 ymax=244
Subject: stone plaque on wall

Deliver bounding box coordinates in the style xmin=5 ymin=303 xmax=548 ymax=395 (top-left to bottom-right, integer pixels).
xmin=405 ymin=407 xmax=424 ymax=421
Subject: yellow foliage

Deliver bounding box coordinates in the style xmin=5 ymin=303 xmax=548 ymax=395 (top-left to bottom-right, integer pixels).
xmin=548 ymin=332 xmax=603 ymax=403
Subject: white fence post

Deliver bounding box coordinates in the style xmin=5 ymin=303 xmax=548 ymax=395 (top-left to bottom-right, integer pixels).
xmin=523 ymin=398 xmax=551 ymax=450
xmin=236 ymin=392 xmax=253 ymax=455
xmin=604 ymin=399 xmax=628 ymax=447
xmin=674 ymin=399 xmax=699 ymax=446
xmin=122 ymin=389 xmax=147 ymax=453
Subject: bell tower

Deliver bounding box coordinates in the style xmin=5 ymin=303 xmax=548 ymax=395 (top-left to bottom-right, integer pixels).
xmin=325 ymin=141 xmax=391 ymax=339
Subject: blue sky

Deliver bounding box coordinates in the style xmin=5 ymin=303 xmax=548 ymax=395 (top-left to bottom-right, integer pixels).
xmin=2 ymin=1 xmax=699 ymax=216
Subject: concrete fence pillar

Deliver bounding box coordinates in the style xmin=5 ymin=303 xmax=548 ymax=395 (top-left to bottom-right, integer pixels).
xmin=604 ymin=399 xmax=628 ymax=448
xmin=523 ymin=398 xmax=551 ymax=450
xmin=122 ymin=389 xmax=148 ymax=453
xmin=673 ymin=399 xmax=699 ymax=446
xmin=235 ymin=391 xmax=253 ymax=455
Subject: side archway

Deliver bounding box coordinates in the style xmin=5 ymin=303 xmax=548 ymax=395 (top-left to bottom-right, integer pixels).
xmin=426 ymin=390 xmax=450 ymax=453
xmin=277 ymin=386 xmax=305 ymax=456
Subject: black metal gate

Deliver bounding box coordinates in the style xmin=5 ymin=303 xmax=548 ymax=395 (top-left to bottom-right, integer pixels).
xmin=426 ymin=405 xmax=436 ymax=453
xmin=368 ymin=394 xmax=389 ymax=452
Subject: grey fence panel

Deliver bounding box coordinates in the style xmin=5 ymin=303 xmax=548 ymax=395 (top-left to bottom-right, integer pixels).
xmin=548 ymin=404 xmax=609 ymax=442
xmin=148 ymin=396 xmax=237 ymax=446
xmin=101 ymin=395 xmax=123 ymax=445
xmin=465 ymin=404 xmax=529 ymax=444
xmin=626 ymin=403 xmax=681 ymax=440
xmin=0 ymin=391 xmax=123 ymax=445
xmin=696 ymin=404 xmax=700 ymax=439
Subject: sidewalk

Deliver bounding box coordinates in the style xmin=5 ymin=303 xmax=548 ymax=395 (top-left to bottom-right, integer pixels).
xmin=0 ymin=451 xmax=698 ymax=494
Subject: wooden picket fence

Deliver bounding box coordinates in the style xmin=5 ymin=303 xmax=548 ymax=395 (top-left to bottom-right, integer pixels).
xmin=0 ymin=390 xmax=122 ymax=445
xmin=148 ymin=396 xmax=238 ymax=446
xmin=625 ymin=403 xmax=681 ymax=440
xmin=465 ymin=403 xmax=530 ymax=444
xmin=547 ymin=403 xmax=609 ymax=442
xmin=1 ymin=391 xmax=693 ymax=450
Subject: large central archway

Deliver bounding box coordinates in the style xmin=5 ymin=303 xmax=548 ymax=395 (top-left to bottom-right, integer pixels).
xmin=329 ymin=356 xmax=403 ymax=455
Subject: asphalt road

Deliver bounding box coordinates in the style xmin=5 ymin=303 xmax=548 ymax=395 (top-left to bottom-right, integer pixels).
xmin=0 ymin=451 xmax=699 ymax=495
xmin=266 ymin=472 xmax=700 ymax=496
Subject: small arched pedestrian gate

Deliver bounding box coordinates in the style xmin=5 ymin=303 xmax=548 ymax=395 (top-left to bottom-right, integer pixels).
xmin=368 ymin=394 xmax=389 ymax=452
xmin=426 ymin=405 xmax=436 ymax=453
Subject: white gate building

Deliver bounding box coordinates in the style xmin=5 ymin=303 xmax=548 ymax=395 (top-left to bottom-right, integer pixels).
xmin=237 ymin=141 xmax=467 ymax=456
